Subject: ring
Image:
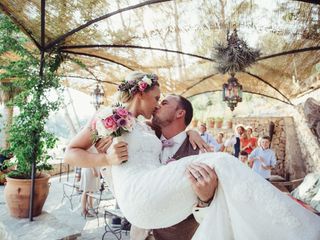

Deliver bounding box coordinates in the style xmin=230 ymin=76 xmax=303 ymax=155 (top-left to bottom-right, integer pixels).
xmin=196 ymin=175 xmax=202 ymax=179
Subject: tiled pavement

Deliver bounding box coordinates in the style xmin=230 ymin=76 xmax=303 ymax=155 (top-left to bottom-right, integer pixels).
xmin=0 ymin=174 xmax=130 ymax=240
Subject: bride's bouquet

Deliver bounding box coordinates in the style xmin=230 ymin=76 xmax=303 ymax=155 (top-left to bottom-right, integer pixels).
xmin=92 ymin=104 xmax=134 ymax=141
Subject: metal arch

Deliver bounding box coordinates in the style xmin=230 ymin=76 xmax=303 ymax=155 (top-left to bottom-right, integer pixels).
xmin=293 ymin=0 xmax=320 ymax=4
xmin=61 ymin=50 xmax=135 ymax=71
xmin=45 ymin=0 xmax=172 ymax=51
xmin=60 ymin=75 xmax=118 ymax=86
xmin=180 ymin=73 xmax=218 ymax=95
xmin=187 ymin=90 xmax=292 ymax=106
xmin=180 ymin=71 xmax=292 ymax=104
xmin=243 ymin=71 xmax=292 ymax=104
xmin=0 ymin=3 xmax=41 ymax=50
xmin=60 ymin=44 xmax=214 ymax=62
xmin=30 ymin=0 xmax=46 ymax=222
xmin=257 ymin=46 xmax=320 ymax=61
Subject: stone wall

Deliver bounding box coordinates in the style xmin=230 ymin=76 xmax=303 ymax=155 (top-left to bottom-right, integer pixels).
xmin=200 ymin=117 xmax=303 ymax=179
xmin=293 ymin=105 xmax=320 ymax=173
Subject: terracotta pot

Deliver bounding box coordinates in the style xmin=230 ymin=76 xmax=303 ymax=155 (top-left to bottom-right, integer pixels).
xmin=191 ymin=119 xmax=198 ymax=128
xmin=4 ymin=173 xmax=50 ymax=218
xmin=216 ymin=120 xmax=223 ymax=129
xmin=208 ymin=119 xmax=215 ymax=129
xmin=227 ymin=120 xmax=233 ymax=129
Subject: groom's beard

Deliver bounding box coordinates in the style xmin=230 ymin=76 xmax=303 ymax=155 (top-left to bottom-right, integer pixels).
xmin=152 ymin=113 xmax=175 ymax=129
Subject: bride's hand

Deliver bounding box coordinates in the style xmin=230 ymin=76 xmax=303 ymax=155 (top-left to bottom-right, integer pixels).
xmin=186 ymin=130 xmax=212 ymax=152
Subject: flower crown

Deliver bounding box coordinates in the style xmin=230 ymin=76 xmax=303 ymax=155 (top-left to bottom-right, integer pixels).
xmin=118 ymin=73 xmax=158 ymax=95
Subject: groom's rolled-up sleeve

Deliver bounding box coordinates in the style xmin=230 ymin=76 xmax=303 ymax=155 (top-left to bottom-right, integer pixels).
xmin=192 ymin=205 xmax=209 ymax=223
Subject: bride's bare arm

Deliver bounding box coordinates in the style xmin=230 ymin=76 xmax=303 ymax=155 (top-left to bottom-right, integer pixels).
xmin=64 ymin=121 xmax=128 ymax=167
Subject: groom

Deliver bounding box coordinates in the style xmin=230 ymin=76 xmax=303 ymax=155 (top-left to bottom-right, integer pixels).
xmin=149 ymin=94 xmax=218 ymax=240
xmin=95 ymin=94 xmax=218 ymax=240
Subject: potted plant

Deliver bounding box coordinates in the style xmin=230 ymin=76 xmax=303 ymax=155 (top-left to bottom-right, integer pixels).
xmin=226 ymin=119 xmax=233 ymax=129
xmin=191 ymin=118 xmax=199 ymax=128
xmin=0 ymin=148 xmax=15 ymax=185
xmin=207 ymin=117 xmax=215 ymax=129
xmin=0 ymin=15 xmax=62 ymax=218
xmin=216 ymin=117 xmax=224 ymax=129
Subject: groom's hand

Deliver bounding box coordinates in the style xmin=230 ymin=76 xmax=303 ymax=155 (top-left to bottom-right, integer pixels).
xmin=108 ymin=141 xmax=128 ymax=164
xmin=187 ymin=163 xmax=218 ymax=204
xmin=95 ymin=137 xmax=128 ymax=165
xmin=95 ymin=136 xmax=113 ymax=153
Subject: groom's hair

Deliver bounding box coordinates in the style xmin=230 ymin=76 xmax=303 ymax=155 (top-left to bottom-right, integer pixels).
xmin=176 ymin=95 xmax=193 ymax=126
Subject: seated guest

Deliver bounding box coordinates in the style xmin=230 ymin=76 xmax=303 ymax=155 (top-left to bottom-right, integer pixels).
xmin=198 ymin=123 xmax=219 ymax=152
xmin=249 ymin=136 xmax=277 ymax=180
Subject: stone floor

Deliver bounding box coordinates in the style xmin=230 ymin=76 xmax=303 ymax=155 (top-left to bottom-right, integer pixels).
xmin=0 ymin=174 xmax=130 ymax=240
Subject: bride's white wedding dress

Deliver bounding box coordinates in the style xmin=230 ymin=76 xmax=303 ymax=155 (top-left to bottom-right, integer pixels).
xmin=102 ymin=119 xmax=320 ymax=240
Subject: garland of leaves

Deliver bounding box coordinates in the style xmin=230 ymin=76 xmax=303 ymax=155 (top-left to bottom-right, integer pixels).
xmin=212 ymin=29 xmax=260 ymax=74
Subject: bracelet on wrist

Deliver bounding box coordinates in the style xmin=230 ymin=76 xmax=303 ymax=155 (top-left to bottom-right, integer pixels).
xmin=197 ymin=197 xmax=213 ymax=207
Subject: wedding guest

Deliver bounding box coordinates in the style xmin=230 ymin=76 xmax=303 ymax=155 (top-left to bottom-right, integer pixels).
xmin=249 ymin=136 xmax=276 ymax=180
xmin=198 ymin=123 xmax=219 ymax=152
xmin=240 ymin=126 xmax=257 ymax=154
xmin=239 ymin=150 xmax=251 ymax=167
xmin=224 ymin=124 xmax=245 ymax=157
xmin=80 ymin=167 xmax=100 ymax=217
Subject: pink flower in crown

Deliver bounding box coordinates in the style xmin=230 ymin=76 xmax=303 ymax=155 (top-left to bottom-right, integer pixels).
xmin=138 ymin=81 xmax=148 ymax=92
xmin=102 ymin=116 xmax=117 ymax=131
xmin=116 ymin=107 xmax=128 ymax=117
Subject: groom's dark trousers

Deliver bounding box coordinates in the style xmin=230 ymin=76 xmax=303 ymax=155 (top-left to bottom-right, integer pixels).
xmin=153 ymin=137 xmax=200 ymax=240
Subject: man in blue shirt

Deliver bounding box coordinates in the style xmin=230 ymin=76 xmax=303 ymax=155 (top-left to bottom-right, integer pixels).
xmin=198 ymin=123 xmax=220 ymax=152
xmin=249 ymin=136 xmax=277 ymax=180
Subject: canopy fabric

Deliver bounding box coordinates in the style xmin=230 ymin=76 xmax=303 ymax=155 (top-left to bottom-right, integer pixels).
xmin=0 ymin=0 xmax=319 ymax=104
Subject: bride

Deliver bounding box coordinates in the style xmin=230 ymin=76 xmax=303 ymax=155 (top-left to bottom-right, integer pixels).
xmin=65 ymin=72 xmax=320 ymax=240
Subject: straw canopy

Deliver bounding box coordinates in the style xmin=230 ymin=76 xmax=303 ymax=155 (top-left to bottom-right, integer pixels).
xmin=0 ymin=0 xmax=319 ymax=104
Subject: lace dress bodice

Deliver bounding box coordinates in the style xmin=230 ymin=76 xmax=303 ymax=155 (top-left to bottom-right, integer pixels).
xmin=119 ymin=120 xmax=162 ymax=169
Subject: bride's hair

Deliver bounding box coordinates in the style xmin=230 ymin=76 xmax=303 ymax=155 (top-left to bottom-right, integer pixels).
xmin=117 ymin=72 xmax=159 ymax=103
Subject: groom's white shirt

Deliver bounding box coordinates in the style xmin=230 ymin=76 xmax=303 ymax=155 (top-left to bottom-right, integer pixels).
xmin=160 ymin=131 xmax=208 ymax=223
xmin=160 ymin=131 xmax=187 ymax=164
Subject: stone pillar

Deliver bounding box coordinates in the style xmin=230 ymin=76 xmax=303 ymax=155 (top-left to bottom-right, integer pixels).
xmin=294 ymin=105 xmax=320 ymax=173
xmin=283 ymin=117 xmax=306 ymax=180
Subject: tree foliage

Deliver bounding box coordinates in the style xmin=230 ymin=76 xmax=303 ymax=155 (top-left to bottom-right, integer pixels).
xmin=0 ymin=14 xmax=64 ymax=178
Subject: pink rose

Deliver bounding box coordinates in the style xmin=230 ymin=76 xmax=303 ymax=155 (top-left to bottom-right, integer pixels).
xmin=102 ymin=116 xmax=117 ymax=131
xmin=116 ymin=107 xmax=128 ymax=117
xmin=138 ymin=81 xmax=148 ymax=92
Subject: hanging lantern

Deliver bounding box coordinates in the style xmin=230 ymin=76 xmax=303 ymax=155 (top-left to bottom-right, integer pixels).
xmin=222 ymin=73 xmax=243 ymax=111
xmin=91 ymin=82 xmax=105 ymax=110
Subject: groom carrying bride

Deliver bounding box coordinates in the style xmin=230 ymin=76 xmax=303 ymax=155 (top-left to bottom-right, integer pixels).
xmin=148 ymin=94 xmax=218 ymax=240
xmin=65 ymin=72 xmax=320 ymax=240
xmin=94 ymin=94 xmax=218 ymax=240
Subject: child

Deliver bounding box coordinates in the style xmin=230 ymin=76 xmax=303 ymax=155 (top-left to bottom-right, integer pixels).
xmin=239 ymin=150 xmax=251 ymax=167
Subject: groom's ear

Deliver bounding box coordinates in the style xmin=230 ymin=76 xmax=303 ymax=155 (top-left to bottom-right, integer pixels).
xmin=176 ymin=109 xmax=186 ymax=119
